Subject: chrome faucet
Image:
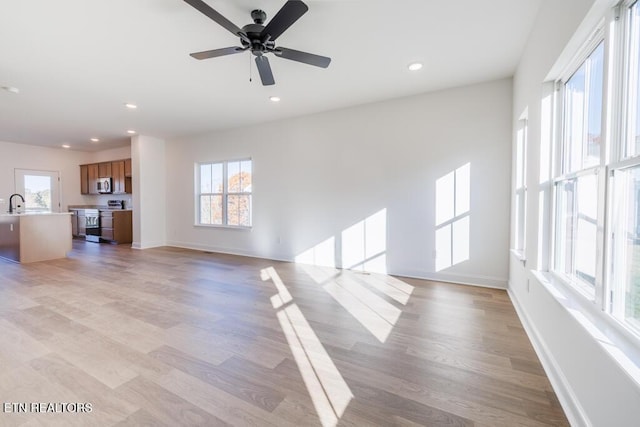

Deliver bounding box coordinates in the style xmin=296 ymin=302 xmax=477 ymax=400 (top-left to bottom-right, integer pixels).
xmin=8 ymin=193 xmax=25 ymax=214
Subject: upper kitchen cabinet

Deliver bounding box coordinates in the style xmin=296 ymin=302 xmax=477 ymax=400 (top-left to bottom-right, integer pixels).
xmin=98 ymin=162 xmax=111 ymax=178
xmin=123 ymin=158 xmax=132 ymax=193
xmin=80 ymin=165 xmax=89 ymax=195
xmin=111 ymin=160 xmax=126 ymax=194
xmin=87 ymin=164 xmax=99 ymax=194
xmin=80 ymin=158 xmax=132 ymax=195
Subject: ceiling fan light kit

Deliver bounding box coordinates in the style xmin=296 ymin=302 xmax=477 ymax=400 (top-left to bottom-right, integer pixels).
xmin=183 ymin=0 xmax=331 ymax=86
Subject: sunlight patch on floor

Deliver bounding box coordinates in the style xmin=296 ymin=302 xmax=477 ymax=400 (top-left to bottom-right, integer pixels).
xmin=262 ymin=267 xmax=353 ymax=427
xmin=323 ymin=275 xmax=401 ymax=343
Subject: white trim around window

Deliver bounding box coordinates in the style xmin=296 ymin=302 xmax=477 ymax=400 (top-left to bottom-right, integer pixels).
xmin=513 ymin=112 xmax=528 ymax=263
xmin=195 ymin=158 xmax=252 ymax=228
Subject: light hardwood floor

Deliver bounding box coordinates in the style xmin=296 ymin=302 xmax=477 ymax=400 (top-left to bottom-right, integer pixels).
xmin=0 ymin=240 xmax=568 ymax=426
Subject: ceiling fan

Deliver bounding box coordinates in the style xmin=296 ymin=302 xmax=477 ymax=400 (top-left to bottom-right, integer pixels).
xmin=183 ymin=0 xmax=331 ymax=86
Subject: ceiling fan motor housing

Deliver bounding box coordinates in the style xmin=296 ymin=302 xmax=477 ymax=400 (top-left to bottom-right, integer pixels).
xmin=251 ymin=9 xmax=267 ymax=24
xmin=241 ymin=15 xmax=274 ymax=56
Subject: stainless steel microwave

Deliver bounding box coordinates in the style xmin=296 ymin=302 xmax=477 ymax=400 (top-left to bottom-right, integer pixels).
xmin=97 ymin=177 xmax=113 ymax=194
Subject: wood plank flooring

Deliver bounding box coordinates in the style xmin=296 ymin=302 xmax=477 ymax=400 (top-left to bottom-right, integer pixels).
xmin=0 ymin=240 xmax=568 ymax=426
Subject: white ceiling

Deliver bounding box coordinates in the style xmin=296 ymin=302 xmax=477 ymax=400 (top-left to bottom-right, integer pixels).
xmin=0 ymin=0 xmax=541 ymax=152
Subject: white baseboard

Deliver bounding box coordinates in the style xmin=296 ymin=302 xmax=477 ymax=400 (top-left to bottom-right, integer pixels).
xmin=165 ymin=240 xmax=506 ymax=289
xmin=165 ymin=240 xmax=291 ymax=263
xmin=402 ymin=271 xmax=507 ymax=289
xmin=131 ymin=240 xmax=165 ymax=250
xmin=507 ymin=285 xmax=590 ymax=427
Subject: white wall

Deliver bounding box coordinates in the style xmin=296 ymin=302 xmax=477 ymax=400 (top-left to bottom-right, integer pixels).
xmin=88 ymin=145 xmax=131 ymax=163
xmin=510 ymin=0 xmax=640 ymax=425
xmin=131 ymin=135 xmax=166 ymax=249
xmin=0 ymin=140 xmax=92 ymax=211
xmin=165 ymin=78 xmax=512 ymax=287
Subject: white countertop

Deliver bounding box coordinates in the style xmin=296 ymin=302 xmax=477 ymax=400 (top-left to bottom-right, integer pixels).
xmin=0 ymin=212 xmax=73 ymax=217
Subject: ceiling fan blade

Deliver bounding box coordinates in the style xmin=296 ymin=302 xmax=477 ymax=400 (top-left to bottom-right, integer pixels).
xmin=183 ymin=0 xmax=242 ymax=37
xmin=190 ymin=47 xmax=245 ymax=60
xmin=275 ymin=47 xmax=331 ymax=68
xmin=255 ymin=56 xmax=275 ymax=86
xmin=260 ymin=0 xmax=308 ymax=42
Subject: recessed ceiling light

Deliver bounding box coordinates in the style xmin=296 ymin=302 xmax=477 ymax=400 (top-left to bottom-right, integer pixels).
xmin=125 ymin=103 xmax=138 ymax=109
xmin=1 ymin=86 xmax=20 ymax=94
xmin=127 ymin=130 xmax=136 ymax=134
xmin=408 ymin=62 xmax=423 ymax=71
xmin=62 ymin=144 xmax=71 ymax=149
xmin=90 ymin=138 xmax=99 ymax=143
xmin=269 ymin=96 xmax=281 ymax=102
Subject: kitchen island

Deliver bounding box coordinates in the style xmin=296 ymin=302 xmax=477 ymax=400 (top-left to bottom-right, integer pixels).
xmin=0 ymin=212 xmax=72 ymax=263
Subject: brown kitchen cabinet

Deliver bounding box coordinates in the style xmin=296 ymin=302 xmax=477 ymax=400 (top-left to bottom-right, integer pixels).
xmin=87 ymin=164 xmax=99 ymax=194
xmin=80 ymin=165 xmax=89 ymax=195
xmin=100 ymin=210 xmax=132 ymax=244
xmin=98 ymin=162 xmax=111 ymax=178
xmin=111 ymin=160 xmax=126 ymax=194
xmin=124 ymin=159 xmax=132 ymax=193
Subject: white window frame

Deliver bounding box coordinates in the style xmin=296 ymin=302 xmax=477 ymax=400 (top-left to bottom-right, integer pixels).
xmin=551 ymin=28 xmax=608 ymax=302
xmin=195 ymin=158 xmax=252 ymax=228
xmin=606 ymin=0 xmax=640 ymax=337
xmin=513 ymin=113 xmax=528 ymax=261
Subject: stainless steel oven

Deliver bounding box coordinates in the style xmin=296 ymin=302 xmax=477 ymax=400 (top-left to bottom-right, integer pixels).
xmin=85 ymin=209 xmax=100 ymax=242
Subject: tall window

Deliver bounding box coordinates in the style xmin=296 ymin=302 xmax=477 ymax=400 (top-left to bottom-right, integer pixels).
xmin=546 ymin=1 xmax=640 ymax=339
xmin=610 ymin=1 xmax=640 ymax=334
xmin=197 ymin=159 xmax=252 ymax=227
xmin=514 ymin=117 xmax=528 ymax=256
xmin=553 ymin=41 xmax=604 ymax=295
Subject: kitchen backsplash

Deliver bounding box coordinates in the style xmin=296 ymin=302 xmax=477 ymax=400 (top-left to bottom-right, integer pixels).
xmin=80 ymin=194 xmax=132 ymax=209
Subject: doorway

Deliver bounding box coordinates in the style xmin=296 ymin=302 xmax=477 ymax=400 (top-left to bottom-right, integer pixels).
xmin=14 ymin=169 xmax=61 ymax=213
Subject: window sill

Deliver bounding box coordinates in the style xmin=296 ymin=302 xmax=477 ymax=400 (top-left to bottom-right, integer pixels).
xmin=532 ymin=270 xmax=640 ymax=388
xmin=194 ymin=224 xmax=252 ymax=231
xmin=547 ymin=270 xmax=596 ymax=303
